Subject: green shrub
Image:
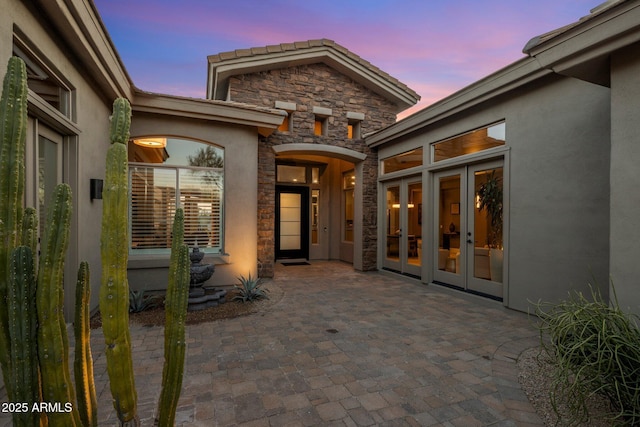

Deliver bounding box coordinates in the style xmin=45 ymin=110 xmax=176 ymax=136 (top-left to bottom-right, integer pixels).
xmin=536 ymin=284 xmax=640 ymax=426
xmin=129 ymin=290 xmax=161 ymax=313
xmin=233 ymin=273 xmax=269 ymax=302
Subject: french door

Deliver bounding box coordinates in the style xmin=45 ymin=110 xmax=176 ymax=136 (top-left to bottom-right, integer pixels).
xmin=382 ymin=177 xmax=423 ymax=277
xmin=433 ymin=161 xmax=504 ymax=299
xmin=275 ymin=186 xmax=309 ymax=260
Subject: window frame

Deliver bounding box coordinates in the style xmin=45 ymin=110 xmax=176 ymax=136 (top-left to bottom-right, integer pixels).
xmin=128 ymin=138 xmax=225 ymax=255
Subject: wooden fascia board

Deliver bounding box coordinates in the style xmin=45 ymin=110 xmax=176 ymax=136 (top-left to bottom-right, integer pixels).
xmin=366 ymin=58 xmax=550 ymax=147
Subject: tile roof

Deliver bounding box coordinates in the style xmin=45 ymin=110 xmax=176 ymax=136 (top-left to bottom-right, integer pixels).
xmin=523 ymin=0 xmax=629 ymax=53
xmin=208 ymin=39 xmax=420 ymax=105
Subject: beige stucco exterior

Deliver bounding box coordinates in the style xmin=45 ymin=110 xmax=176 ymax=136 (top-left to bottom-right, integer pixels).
xmin=1 ymin=0 xmax=283 ymax=320
xmin=371 ymin=65 xmax=611 ymax=312
xmin=371 ymin=0 xmax=640 ymax=315
xmin=1 ymin=0 xmax=640 ymax=320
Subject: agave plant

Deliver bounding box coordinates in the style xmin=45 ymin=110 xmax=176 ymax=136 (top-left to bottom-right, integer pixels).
xmin=233 ymin=273 xmax=269 ymax=302
xmin=129 ymin=289 xmax=161 ymax=313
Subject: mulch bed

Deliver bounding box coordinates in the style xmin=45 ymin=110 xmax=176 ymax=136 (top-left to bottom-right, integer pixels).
xmin=90 ymin=288 xmax=269 ymax=329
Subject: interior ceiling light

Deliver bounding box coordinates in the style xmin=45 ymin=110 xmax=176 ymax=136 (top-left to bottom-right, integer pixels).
xmin=133 ymin=137 xmax=167 ymax=148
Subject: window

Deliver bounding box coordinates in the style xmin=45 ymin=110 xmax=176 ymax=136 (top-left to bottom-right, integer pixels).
xmin=275 ymin=101 xmax=296 ymax=133
xmin=129 ymin=138 xmax=224 ymax=254
xmin=347 ymin=121 xmax=361 ymax=139
xmin=433 ymin=122 xmax=505 ymax=162
xmin=313 ymin=106 xmax=332 ymax=137
xmin=13 ymin=35 xmax=73 ymax=118
xmin=279 ymin=112 xmax=292 ymax=132
xmin=311 ymin=189 xmax=320 ymax=244
xmin=277 ymin=165 xmax=306 ymax=183
xmin=347 ymin=112 xmax=364 ymax=139
xmin=343 ymin=170 xmax=355 ymax=242
xmin=382 ymin=148 xmax=424 ymax=174
xmin=314 ymin=116 xmax=327 ymax=136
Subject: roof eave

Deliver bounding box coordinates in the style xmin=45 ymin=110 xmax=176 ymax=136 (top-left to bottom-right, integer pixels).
xmin=24 ymin=0 xmax=135 ymax=101
xmin=208 ymin=46 xmax=420 ymax=111
xmin=523 ymin=0 xmax=640 ymax=87
xmin=132 ymin=90 xmax=286 ymax=137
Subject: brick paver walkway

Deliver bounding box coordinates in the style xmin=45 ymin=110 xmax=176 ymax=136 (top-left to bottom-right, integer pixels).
xmin=1 ymin=261 xmax=544 ymax=426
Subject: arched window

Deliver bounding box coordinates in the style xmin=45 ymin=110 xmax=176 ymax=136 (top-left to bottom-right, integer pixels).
xmin=128 ymin=137 xmax=224 ymax=254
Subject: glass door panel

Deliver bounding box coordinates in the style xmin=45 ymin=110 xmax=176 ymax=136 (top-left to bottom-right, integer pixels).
xmin=38 ymin=133 xmax=62 ymax=243
xmin=275 ymin=186 xmax=309 ymax=259
xmin=467 ymin=163 xmax=503 ymax=298
xmin=383 ymin=179 xmax=423 ymax=277
xmin=405 ymin=181 xmax=422 ymax=276
xmin=384 ymin=184 xmax=401 ymax=269
xmin=432 ymin=161 xmax=504 ymax=300
xmin=433 ymin=171 xmax=464 ymax=287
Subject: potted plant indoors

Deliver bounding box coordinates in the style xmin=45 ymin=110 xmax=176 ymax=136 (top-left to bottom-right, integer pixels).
xmin=477 ymin=171 xmax=503 ymax=282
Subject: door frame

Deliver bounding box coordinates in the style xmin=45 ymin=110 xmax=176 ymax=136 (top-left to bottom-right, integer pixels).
xmin=275 ymin=185 xmax=310 ymax=260
xmin=382 ymin=176 xmax=422 ymax=277
xmin=431 ymin=159 xmax=505 ymax=300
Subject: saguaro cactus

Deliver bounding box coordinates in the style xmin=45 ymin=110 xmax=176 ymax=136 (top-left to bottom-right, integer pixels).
xmin=156 ymin=209 xmax=191 ymax=426
xmin=0 ymin=55 xmax=28 ymax=401
xmin=75 ymin=261 xmax=97 ymax=427
xmin=100 ymin=97 xmax=139 ymax=426
xmin=8 ymin=246 xmax=39 ymax=427
xmin=36 ymin=183 xmax=81 ymax=426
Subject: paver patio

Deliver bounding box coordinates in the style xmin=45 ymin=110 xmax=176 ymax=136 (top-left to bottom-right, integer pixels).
xmin=0 ymin=261 xmax=544 ymax=426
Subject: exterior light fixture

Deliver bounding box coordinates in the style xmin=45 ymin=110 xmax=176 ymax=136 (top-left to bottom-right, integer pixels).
xmin=133 ymin=137 xmax=167 ymax=148
xmin=90 ymin=178 xmax=103 ymax=201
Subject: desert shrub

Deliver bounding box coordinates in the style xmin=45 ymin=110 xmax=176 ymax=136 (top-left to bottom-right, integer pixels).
xmin=129 ymin=290 xmax=161 ymax=313
xmin=233 ymin=273 xmax=269 ymax=302
xmin=536 ymin=284 xmax=640 ymax=426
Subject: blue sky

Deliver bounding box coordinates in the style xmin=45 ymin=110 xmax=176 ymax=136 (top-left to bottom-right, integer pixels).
xmin=94 ymin=0 xmax=597 ymax=117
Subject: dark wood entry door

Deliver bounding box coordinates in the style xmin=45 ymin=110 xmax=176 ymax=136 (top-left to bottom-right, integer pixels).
xmin=275 ymin=186 xmax=309 ymax=260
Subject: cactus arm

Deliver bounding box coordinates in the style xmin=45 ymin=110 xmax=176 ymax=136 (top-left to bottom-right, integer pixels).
xmin=20 ymin=207 xmax=38 ymax=255
xmin=156 ymin=209 xmax=190 ymax=427
xmin=36 ymin=183 xmax=79 ymax=426
xmin=100 ymin=98 xmax=139 ymax=425
xmin=0 ymin=55 xmax=28 ymax=401
xmin=8 ymin=246 xmax=40 ymax=427
xmin=74 ymin=261 xmax=97 ymax=427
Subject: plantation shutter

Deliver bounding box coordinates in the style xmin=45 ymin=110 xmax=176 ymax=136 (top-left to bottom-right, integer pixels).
xmin=129 ymin=166 xmax=223 ymax=252
xmin=179 ymin=168 xmax=223 ymax=249
xmin=130 ymin=166 xmax=177 ymax=250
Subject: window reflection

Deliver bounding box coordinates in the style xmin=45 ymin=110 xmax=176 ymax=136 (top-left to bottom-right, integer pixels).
xmin=433 ymin=122 xmax=505 ymax=162
xmin=382 ymin=148 xmax=423 ymax=174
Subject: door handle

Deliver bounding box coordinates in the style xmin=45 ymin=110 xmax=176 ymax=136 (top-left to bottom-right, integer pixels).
xmin=467 ymin=239 xmax=473 ymax=244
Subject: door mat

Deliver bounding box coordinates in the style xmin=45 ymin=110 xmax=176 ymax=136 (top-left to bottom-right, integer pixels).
xmin=280 ymin=261 xmax=310 ymax=266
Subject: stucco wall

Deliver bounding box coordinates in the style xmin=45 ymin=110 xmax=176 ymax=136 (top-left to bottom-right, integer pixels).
xmin=506 ymin=76 xmax=610 ymax=311
xmin=376 ymin=74 xmax=611 ymax=312
xmin=2 ymin=2 xmax=113 ymax=320
xmin=610 ymin=42 xmax=640 ymax=315
xmin=129 ymin=113 xmax=259 ymax=288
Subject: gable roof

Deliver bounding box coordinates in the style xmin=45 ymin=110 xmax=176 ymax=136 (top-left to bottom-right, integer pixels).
xmin=523 ymin=0 xmax=640 ymax=86
xmin=207 ymin=39 xmax=420 ymax=112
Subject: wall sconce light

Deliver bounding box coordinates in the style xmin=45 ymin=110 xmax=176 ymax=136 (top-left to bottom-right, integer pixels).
xmin=90 ymin=178 xmax=103 ymax=201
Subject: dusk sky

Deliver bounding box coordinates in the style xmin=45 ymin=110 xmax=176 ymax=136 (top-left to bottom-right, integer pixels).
xmin=94 ymin=0 xmax=598 ymax=118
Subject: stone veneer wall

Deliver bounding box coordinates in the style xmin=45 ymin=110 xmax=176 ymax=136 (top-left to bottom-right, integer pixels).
xmin=228 ymin=63 xmax=399 ymax=277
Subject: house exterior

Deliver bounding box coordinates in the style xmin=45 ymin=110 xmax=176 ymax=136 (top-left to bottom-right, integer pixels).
xmin=206 ymin=40 xmax=419 ymax=277
xmin=1 ymin=0 xmax=284 ymax=319
xmin=2 ymin=0 xmax=639 ymax=318
xmin=367 ymin=0 xmax=640 ymax=315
